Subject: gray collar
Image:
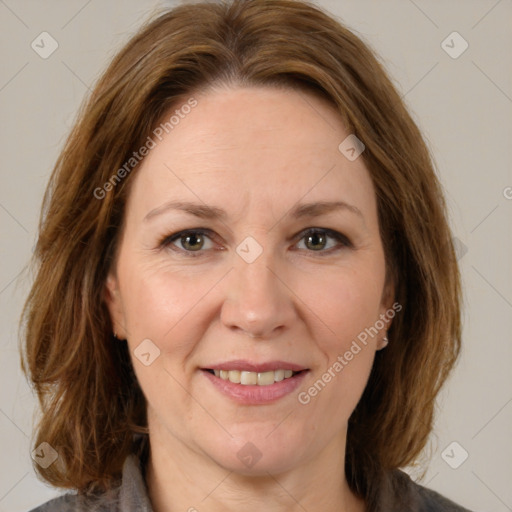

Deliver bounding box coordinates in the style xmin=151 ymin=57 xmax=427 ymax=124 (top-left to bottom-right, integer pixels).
xmin=118 ymin=453 xmax=154 ymax=512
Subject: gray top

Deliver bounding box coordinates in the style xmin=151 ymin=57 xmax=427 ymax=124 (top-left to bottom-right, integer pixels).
xmin=29 ymin=453 xmax=152 ymax=512
xmin=29 ymin=453 xmax=473 ymax=512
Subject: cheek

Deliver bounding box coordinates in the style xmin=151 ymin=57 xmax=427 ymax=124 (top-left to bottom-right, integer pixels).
xmin=293 ymin=263 xmax=383 ymax=412
xmin=294 ymin=261 xmax=386 ymax=347
xmin=118 ymin=254 xmax=214 ymax=342
xmin=117 ymin=257 xmax=213 ymax=426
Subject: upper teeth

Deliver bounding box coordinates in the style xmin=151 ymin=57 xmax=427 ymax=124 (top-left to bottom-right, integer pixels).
xmin=213 ymin=369 xmax=295 ymax=386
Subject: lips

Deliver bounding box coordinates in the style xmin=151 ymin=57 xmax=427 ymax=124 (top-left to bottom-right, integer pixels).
xmin=202 ymin=365 xmax=309 ymax=404
xmin=201 ymin=359 xmax=308 ymax=390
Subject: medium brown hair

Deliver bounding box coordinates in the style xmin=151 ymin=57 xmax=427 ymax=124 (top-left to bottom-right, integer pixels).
xmin=21 ymin=0 xmax=462 ymax=500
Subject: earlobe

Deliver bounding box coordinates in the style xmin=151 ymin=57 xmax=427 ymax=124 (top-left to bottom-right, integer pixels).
xmin=104 ymin=273 xmax=127 ymax=340
xmin=376 ymin=332 xmax=389 ymax=351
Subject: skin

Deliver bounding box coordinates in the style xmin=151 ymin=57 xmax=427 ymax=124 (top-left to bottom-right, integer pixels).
xmin=105 ymin=85 xmax=394 ymax=512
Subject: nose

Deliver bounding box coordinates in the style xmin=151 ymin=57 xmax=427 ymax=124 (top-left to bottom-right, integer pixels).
xmin=220 ymin=247 xmax=296 ymax=340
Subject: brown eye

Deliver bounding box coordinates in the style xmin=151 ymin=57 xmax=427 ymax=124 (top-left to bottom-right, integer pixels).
xmin=160 ymin=229 xmax=216 ymax=255
xmin=304 ymin=231 xmax=327 ymax=251
xmin=296 ymin=228 xmax=352 ymax=254
xmin=179 ymin=232 xmax=205 ymax=251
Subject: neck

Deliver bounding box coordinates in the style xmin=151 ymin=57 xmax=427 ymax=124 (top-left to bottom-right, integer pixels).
xmin=145 ymin=420 xmax=365 ymax=512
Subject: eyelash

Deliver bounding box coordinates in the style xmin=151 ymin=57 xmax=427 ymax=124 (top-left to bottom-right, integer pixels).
xmin=158 ymin=228 xmax=353 ymax=257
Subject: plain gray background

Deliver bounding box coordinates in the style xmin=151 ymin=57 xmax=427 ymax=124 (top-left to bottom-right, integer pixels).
xmin=1 ymin=1 xmax=511 ymax=511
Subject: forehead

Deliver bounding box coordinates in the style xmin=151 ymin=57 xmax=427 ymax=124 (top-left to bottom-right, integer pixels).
xmin=125 ymin=86 xmax=377 ymax=225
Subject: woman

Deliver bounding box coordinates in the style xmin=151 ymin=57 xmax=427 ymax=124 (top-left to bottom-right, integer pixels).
xmin=21 ymin=0 xmax=471 ymax=510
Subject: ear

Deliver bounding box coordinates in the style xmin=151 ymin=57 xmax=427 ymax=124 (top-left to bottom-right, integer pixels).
xmin=104 ymin=272 xmax=128 ymax=340
xmin=376 ymin=274 xmax=396 ymax=350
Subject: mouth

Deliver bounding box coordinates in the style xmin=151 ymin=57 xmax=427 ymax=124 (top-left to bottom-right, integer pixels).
xmin=203 ymin=368 xmax=305 ymax=386
xmin=200 ymin=360 xmax=309 ymax=404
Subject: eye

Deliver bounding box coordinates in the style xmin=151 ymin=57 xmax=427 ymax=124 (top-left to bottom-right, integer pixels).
xmin=295 ymin=228 xmax=352 ymax=254
xmin=160 ymin=229 xmax=216 ymax=256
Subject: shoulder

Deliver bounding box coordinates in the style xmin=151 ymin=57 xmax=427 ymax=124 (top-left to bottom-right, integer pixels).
xmin=27 ymin=450 xmax=149 ymax=512
xmin=28 ymin=493 xmax=82 ymax=512
xmin=28 ymin=492 xmax=115 ymax=512
xmin=416 ymin=486 xmax=473 ymax=512
xmin=385 ymin=469 xmax=474 ymax=512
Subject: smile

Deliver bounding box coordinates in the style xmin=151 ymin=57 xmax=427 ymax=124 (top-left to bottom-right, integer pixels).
xmin=201 ymin=363 xmax=309 ymax=404
xmin=208 ymin=369 xmax=300 ymax=386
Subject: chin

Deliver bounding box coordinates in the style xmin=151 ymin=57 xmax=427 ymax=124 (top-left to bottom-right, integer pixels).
xmin=202 ymin=432 xmax=307 ymax=477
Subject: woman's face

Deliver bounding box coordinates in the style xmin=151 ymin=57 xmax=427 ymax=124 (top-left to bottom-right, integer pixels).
xmin=106 ymin=85 xmax=393 ymax=475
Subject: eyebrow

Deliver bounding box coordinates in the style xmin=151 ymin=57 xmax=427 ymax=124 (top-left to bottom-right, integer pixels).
xmin=143 ymin=199 xmax=363 ymax=222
